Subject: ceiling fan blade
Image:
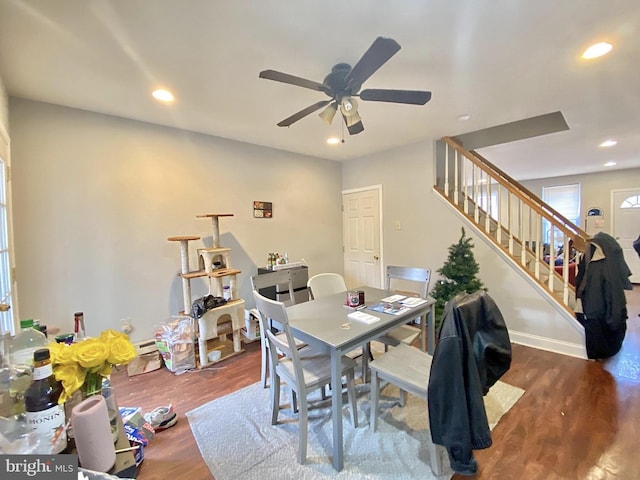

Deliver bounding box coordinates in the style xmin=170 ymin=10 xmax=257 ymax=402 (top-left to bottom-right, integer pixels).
xmin=277 ymin=100 xmax=332 ymax=127
xmin=359 ymin=89 xmax=432 ymax=105
xmin=259 ymin=70 xmax=329 ymax=93
xmin=344 ymin=37 xmax=401 ymax=91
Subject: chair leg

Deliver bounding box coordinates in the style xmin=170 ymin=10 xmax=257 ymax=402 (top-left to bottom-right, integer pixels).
xmin=298 ymin=389 xmax=308 ymax=464
xmin=370 ymin=370 xmax=379 ymax=431
xmin=346 ymin=370 xmax=358 ymax=428
xmin=260 ymin=340 xmax=269 ymax=388
xmin=428 ymin=441 xmax=445 ymax=476
xmin=399 ymin=389 xmax=407 ymax=407
xmin=361 ymin=343 xmax=371 ymax=382
xmin=270 ymin=375 xmax=280 ymax=425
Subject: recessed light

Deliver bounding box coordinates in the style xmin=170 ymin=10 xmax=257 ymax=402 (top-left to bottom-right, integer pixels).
xmin=152 ymin=89 xmax=175 ymax=103
xmin=582 ymin=42 xmax=613 ymax=59
xmin=327 ymin=137 xmax=341 ymax=145
xmin=457 ymin=114 xmax=470 ymax=121
xmin=604 ymin=161 xmax=616 ymax=167
xmin=599 ymin=139 xmax=617 ymax=148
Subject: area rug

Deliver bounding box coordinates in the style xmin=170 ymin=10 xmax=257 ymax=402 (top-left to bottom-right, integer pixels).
xmin=187 ymin=380 xmax=524 ymax=480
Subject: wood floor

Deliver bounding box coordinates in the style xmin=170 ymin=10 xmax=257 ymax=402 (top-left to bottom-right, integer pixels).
xmin=110 ymin=287 xmax=640 ymax=480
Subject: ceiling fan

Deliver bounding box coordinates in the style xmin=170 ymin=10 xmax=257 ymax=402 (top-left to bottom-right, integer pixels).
xmin=259 ymin=37 xmax=432 ymax=135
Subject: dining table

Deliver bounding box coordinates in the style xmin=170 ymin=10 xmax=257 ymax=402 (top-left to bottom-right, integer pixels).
xmin=286 ymin=286 xmax=435 ymax=471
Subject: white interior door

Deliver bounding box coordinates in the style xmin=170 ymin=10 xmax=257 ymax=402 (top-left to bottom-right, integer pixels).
xmin=342 ymin=187 xmax=382 ymax=289
xmin=612 ymin=189 xmax=640 ymax=283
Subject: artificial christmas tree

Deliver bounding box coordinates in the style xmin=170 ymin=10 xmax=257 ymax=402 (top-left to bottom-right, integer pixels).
xmin=431 ymin=227 xmax=485 ymax=327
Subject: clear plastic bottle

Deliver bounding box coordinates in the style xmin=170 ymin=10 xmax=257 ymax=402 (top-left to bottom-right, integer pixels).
xmin=9 ymin=319 xmax=49 ymax=414
xmin=0 ymin=330 xmax=11 ymax=417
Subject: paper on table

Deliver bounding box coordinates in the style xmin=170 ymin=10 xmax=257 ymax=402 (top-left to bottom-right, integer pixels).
xmin=368 ymin=303 xmax=411 ymax=316
xmin=347 ymin=311 xmax=380 ymax=324
xmin=400 ymin=297 xmax=428 ymax=307
xmin=380 ymin=294 xmax=407 ymax=303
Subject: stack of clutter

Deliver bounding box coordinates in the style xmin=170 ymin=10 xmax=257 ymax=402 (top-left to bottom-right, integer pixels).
xmin=119 ymin=407 xmax=156 ymax=467
xmin=154 ymin=317 xmax=196 ymax=374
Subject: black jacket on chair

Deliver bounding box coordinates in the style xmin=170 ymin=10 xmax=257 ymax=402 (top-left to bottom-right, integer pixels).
xmin=427 ymin=291 xmax=512 ymax=475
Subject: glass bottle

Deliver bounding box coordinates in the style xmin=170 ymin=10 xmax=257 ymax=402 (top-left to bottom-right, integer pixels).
xmin=25 ymin=348 xmax=67 ymax=454
xmin=9 ymin=318 xmax=49 ymax=414
xmin=74 ymin=312 xmax=86 ymax=341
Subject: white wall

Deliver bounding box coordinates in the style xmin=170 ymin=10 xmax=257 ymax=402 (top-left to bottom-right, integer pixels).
xmin=342 ymin=140 xmax=586 ymax=357
xmin=522 ymin=169 xmax=640 ymax=235
xmin=7 ymin=95 xmax=597 ymax=356
xmin=0 ymin=75 xmax=8 ymax=159
xmin=9 ymin=98 xmax=344 ymax=342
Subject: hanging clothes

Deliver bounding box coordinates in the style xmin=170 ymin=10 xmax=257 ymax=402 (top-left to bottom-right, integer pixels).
xmin=575 ymin=232 xmax=632 ymax=359
xmin=427 ymin=290 xmax=512 ymax=475
xmin=633 ymin=234 xmax=640 ymax=258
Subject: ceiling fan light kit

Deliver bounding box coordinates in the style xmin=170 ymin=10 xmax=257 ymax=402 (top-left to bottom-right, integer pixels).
xmin=259 ymin=36 xmax=431 ymax=135
xmin=319 ymin=102 xmax=338 ymax=124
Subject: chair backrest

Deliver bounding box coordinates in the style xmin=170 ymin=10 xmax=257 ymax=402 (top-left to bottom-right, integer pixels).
xmin=250 ymin=270 xmax=297 ymax=306
xmin=385 ymin=265 xmax=430 ymax=298
xmin=252 ymin=289 xmax=304 ymax=384
xmin=307 ymin=273 xmax=347 ymax=300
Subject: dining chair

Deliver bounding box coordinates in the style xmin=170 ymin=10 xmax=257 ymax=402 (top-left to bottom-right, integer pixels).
xmin=252 ymin=290 xmax=359 ymax=464
xmin=376 ymin=265 xmax=431 ymax=351
xmin=307 ymin=272 xmax=372 ymax=377
xmin=307 ymin=272 xmax=347 ymax=299
xmin=368 ymin=342 xmax=445 ymax=475
xmin=250 ymin=270 xmax=305 ymax=388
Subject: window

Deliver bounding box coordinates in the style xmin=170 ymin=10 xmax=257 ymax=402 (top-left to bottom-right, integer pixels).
xmin=478 ymin=190 xmax=499 ymax=220
xmin=620 ymin=195 xmax=640 ymax=208
xmin=542 ymin=183 xmax=581 ymax=247
xmin=0 ymin=155 xmax=13 ymax=333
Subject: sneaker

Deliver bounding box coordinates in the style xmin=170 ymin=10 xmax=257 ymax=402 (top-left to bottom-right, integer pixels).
xmin=144 ymin=404 xmax=178 ymax=431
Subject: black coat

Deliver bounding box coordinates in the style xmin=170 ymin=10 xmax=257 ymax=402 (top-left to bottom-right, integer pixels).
xmin=427 ymin=291 xmax=512 ymax=475
xmin=575 ymin=232 xmax=632 ymax=359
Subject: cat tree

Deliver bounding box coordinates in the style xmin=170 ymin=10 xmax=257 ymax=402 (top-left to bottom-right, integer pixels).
xmin=167 ymin=213 xmax=244 ymax=367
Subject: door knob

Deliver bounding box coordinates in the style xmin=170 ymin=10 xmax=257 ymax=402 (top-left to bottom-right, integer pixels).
xmin=374 ymin=255 xmax=379 ymax=260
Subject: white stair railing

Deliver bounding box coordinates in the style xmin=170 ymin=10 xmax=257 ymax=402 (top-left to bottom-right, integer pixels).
xmin=435 ymin=137 xmax=590 ymax=314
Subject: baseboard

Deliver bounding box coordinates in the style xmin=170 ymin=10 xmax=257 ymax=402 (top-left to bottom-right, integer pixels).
xmin=509 ymin=330 xmax=587 ymax=359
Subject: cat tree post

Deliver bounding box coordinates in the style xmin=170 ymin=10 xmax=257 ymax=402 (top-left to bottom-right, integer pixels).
xmin=167 ymin=235 xmax=201 ymax=314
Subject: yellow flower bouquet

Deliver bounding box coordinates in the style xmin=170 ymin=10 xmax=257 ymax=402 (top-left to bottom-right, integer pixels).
xmin=48 ymin=329 xmax=137 ymax=403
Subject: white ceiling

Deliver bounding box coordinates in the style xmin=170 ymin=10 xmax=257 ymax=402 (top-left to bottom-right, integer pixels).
xmin=1 ymin=0 xmax=638 ymax=180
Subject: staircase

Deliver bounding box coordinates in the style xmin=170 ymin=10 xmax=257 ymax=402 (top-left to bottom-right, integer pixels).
xmin=434 ymin=137 xmax=591 ymax=317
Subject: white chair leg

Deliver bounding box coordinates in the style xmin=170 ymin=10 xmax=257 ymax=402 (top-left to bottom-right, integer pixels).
xmin=298 ymin=390 xmax=308 ymax=464
xmin=370 ymin=369 xmax=379 ymax=431
xmin=260 ymin=340 xmax=269 ymax=388
xmin=428 ymin=441 xmax=445 ymax=476
xmin=271 ymin=375 xmax=280 ymax=425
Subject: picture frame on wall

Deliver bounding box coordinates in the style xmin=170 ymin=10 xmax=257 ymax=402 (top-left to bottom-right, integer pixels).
xmin=254 ymin=201 xmax=272 ymax=218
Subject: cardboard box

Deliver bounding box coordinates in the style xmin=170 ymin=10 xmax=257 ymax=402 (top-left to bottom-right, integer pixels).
xmin=127 ymin=351 xmax=162 ymax=376
xmin=127 ymin=340 xmax=162 ymax=376
xmin=241 ymin=312 xmax=260 ymax=341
